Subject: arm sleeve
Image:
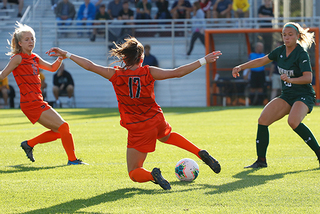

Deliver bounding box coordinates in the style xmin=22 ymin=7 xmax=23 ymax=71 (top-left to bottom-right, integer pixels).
xmin=299 ymin=52 xmax=312 ymax=73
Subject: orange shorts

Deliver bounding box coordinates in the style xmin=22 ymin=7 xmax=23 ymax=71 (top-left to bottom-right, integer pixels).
xmin=21 ymin=101 xmax=51 ymax=124
xmin=127 ymin=120 xmax=172 ymax=153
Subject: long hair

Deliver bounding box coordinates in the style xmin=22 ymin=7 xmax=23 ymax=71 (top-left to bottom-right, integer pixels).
xmin=6 ymin=22 xmax=36 ymax=56
xmin=283 ymin=22 xmax=315 ymax=50
xmin=110 ymin=37 xmax=144 ymax=69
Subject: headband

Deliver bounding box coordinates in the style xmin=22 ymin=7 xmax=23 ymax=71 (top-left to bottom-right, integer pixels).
xmin=284 ymin=24 xmax=299 ymax=34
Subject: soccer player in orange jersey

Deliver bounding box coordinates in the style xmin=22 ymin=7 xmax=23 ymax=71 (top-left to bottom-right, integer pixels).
xmin=0 ymin=22 xmax=86 ymax=165
xmin=47 ymin=37 xmax=222 ymax=190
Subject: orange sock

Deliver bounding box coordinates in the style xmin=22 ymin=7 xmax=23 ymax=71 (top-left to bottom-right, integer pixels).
xmin=129 ymin=167 xmax=154 ymax=183
xmin=163 ymin=132 xmax=201 ymax=158
xmin=58 ymin=122 xmax=77 ymax=161
xmin=27 ymin=130 xmax=61 ymax=147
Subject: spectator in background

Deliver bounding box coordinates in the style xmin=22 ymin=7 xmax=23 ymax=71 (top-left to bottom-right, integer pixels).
xmin=39 ymin=70 xmax=47 ymax=101
xmin=212 ymin=0 xmax=232 ymax=19
xmin=53 ymin=63 xmax=74 ymax=108
xmin=1 ymin=0 xmax=24 ymax=17
xmin=248 ymin=42 xmax=266 ymax=105
xmin=187 ymin=1 xmax=205 ymax=56
xmin=118 ymin=0 xmax=135 ymax=37
xmin=199 ymin=0 xmax=211 ymax=19
xmin=143 ymin=44 xmax=159 ymax=67
xmin=258 ymin=0 xmax=274 ymax=53
xmin=108 ymin=0 xmax=123 ymax=20
xmin=154 ymin=0 xmax=171 ymax=19
xmin=90 ymin=4 xmax=111 ymax=42
xmin=258 ymin=0 xmax=273 ymax=27
xmin=55 ymin=0 xmax=76 ymax=27
xmin=232 ymin=0 xmax=250 ymax=18
xmin=136 ymin=0 xmax=152 ymax=20
xmin=76 ymin=0 xmax=96 ymax=36
xmin=0 ymin=77 xmax=9 ymax=108
xmin=269 ymin=41 xmax=282 ymax=100
xmin=170 ymin=0 xmax=192 ymax=19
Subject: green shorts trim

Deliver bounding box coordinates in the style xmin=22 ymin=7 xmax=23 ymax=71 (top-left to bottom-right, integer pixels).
xmin=279 ymin=94 xmax=315 ymax=113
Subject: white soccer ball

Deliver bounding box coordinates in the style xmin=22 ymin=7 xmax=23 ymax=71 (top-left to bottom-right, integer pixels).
xmin=175 ymin=158 xmax=199 ymax=182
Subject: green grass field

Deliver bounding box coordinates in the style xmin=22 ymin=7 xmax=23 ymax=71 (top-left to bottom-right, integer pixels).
xmin=1 ymin=107 xmax=320 ymax=213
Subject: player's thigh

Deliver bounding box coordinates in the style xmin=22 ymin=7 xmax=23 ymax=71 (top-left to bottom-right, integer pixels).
xmin=287 ymin=101 xmax=309 ymax=129
xmin=258 ymin=98 xmax=291 ymax=125
xmin=37 ymin=108 xmax=65 ymax=131
xmin=126 ymin=148 xmax=148 ymax=172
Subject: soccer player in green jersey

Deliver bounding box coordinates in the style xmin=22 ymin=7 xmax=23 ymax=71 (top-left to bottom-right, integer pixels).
xmin=232 ymin=22 xmax=320 ymax=168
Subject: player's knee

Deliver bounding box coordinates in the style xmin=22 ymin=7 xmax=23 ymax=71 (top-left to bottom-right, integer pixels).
xmin=258 ymin=115 xmax=266 ymax=125
xmin=287 ymin=118 xmax=299 ymax=129
xmin=58 ymin=122 xmax=70 ymax=134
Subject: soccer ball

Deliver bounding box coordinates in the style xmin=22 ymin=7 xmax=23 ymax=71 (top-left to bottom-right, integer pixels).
xmin=175 ymin=158 xmax=199 ymax=182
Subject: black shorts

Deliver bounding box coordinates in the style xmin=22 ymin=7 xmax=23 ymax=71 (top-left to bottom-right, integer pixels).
xmin=250 ymin=71 xmax=265 ymax=88
xmin=279 ymin=93 xmax=315 ymax=113
xmin=8 ymin=0 xmax=19 ymax=4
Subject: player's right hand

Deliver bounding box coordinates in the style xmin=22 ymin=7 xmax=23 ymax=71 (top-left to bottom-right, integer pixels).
xmin=205 ymin=51 xmax=222 ymax=64
xmin=232 ymin=66 xmax=241 ymax=78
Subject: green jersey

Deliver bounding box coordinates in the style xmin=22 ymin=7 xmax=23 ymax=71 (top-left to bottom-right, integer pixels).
xmin=268 ymin=44 xmax=315 ymax=97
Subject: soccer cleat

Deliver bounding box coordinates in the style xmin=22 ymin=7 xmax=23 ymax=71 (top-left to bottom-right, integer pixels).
xmin=244 ymin=159 xmax=267 ymax=168
xmin=21 ymin=141 xmax=35 ymax=162
xmin=67 ymin=159 xmax=88 ymax=165
xmin=151 ymin=168 xmax=171 ymax=190
xmin=198 ymin=150 xmax=221 ymax=174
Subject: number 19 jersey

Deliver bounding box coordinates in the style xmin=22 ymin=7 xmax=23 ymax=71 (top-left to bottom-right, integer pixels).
xmin=109 ymin=65 xmax=165 ymax=131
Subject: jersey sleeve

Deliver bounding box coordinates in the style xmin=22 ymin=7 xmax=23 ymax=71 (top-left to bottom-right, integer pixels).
xmin=268 ymin=45 xmax=282 ymax=61
xmin=299 ymin=51 xmax=312 ymax=73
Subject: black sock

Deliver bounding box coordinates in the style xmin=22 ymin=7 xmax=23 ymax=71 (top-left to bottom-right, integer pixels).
xmin=294 ymin=123 xmax=320 ymax=155
xmin=256 ymin=124 xmax=269 ymax=159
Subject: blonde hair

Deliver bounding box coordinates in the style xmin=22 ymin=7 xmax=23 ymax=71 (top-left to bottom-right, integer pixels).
xmin=6 ymin=22 xmax=36 ymax=56
xmin=110 ymin=37 xmax=144 ymax=69
xmin=283 ymin=22 xmax=315 ymax=49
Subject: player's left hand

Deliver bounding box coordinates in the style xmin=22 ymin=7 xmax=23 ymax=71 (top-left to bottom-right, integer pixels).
xmin=281 ymin=74 xmax=291 ymax=83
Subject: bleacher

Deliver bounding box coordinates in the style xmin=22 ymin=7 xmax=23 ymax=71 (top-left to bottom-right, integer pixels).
xmin=0 ymin=0 xmax=319 ymax=108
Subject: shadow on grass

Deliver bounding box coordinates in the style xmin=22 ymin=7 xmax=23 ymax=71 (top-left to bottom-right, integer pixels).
xmin=202 ymin=167 xmax=320 ymax=195
xmin=20 ymin=187 xmax=171 ymax=214
xmin=18 ymin=168 xmax=319 ymax=213
xmin=0 ymin=164 xmax=66 ymax=174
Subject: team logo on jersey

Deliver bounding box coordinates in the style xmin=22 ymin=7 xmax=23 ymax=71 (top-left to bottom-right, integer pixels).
xmin=301 ymin=97 xmax=306 ymax=101
xmin=302 ymin=60 xmax=307 ymax=63
xmin=278 ymin=66 xmax=294 ymax=77
xmin=41 ymin=105 xmax=45 ymax=109
xmin=280 ymin=55 xmax=283 ymax=58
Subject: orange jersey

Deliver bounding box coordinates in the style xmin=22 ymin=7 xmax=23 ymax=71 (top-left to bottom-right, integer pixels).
xmin=109 ymin=65 xmax=165 ymax=131
xmin=12 ymin=53 xmax=43 ymax=107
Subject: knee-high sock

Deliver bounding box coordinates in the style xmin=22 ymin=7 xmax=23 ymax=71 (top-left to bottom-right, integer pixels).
xmin=129 ymin=167 xmax=154 ymax=183
xmin=163 ymin=132 xmax=201 ymax=158
xmin=256 ymin=124 xmax=269 ymax=159
xmin=294 ymin=123 xmax=320 ymax=154
xmin=27 ymin=130 xmax=61 ymax=147
xmin=58 ymin=122 xmax=77 ymax=161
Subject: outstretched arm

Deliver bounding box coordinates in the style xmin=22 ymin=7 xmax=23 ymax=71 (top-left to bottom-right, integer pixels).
xmin=232 ymin=55 xmax=272 ymax=78
xmin=37 ymin=54 xmax=65 ymax=72
xmin=150 ymin=51 xmax=222 ymax=80
xmin=46 ymin=47 xmax=115 ymax=79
